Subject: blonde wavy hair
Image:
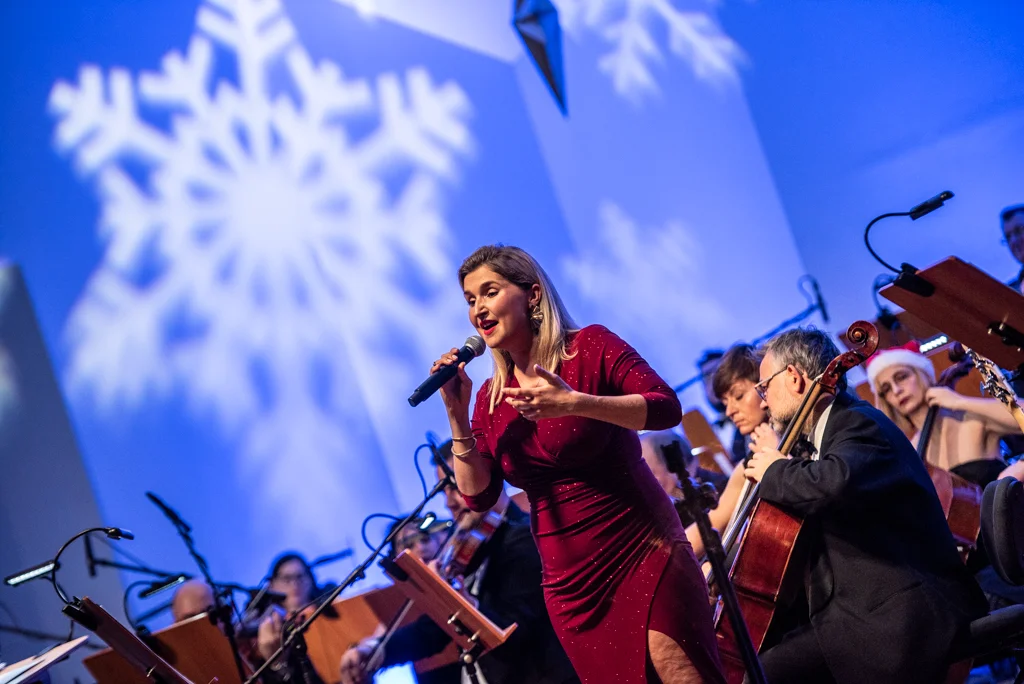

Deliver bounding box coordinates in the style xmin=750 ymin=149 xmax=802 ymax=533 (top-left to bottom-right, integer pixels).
xmin=874 ymin=365 xmax=934 ymax=438
xmin=458 ymin=245 xmax=578 ymax=413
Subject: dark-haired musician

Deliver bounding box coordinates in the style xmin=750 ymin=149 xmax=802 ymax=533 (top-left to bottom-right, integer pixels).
xmin=743 ymin=328 xmax=986 ymax=684
xmin=339 ymin=442 xmax=577 ymax=684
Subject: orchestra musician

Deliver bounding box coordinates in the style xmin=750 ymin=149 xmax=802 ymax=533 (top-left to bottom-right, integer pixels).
xmin=743 ymin=328 xmax=986 ymax=684
xmin=640 ymin=430 xmax=730 ymax=542
xmin=1003 ymin=203 xmax=1024 ymax=294
xmin=339 ymin=440 xmax=577 ymax=684
xmin=665 ymin=343 xmax=776 ymax=557
xmin=169 ymin=579 xmax=214 ymax=623
xmin=867 ymin=341 xmax=1022 ymax=487
xmin=254 ymin=552 xmax=327 ymax=684
xmin=698 ymin=349 xmax=747 ymax=465
xmin=387 ymin=516 xmax=448 ymax=562
xmin=432 ymin=245 xmax=724 ymax=684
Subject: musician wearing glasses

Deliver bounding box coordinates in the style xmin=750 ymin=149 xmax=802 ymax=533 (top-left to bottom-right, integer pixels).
xmin=1003 ymin=204 xmax=1024 ymax=294
xmin=742 ymin=328 xmax=985 ymax=684
xmin=253 ymin=553 xmax=328 ymax=684
xmin=649 ymin=344 xmax=775 ymax=558
xmin=339 ymin=442 xmax=577 ymax=684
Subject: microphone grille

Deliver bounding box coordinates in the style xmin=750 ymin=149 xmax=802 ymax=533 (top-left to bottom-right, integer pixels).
xmin=465 ymin=335 xmax=486 ymax=357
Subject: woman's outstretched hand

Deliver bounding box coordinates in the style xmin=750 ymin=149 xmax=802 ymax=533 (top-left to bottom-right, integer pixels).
xmin=502 ymin=365 xmax=579 ymax=421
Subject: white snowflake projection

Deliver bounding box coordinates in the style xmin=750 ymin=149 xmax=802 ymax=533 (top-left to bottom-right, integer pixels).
xmin=555 ymin=0 xmax=744 ymax=103
xmin=563 ymin=201 xmax=732 ymax=346
xmin=47 ymin=0 xmax=474 ymax=547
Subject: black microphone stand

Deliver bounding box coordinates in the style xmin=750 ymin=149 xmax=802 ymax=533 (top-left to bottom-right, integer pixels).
xmin=675 ymin=474 xmax=767 ymax=684
xmin=146 ymin=493 xmax=248 ymax=684
xmin=672 ymin=276 xmax=827 ymax=394
xmin=245 ymin=474 xmax=452 ymax=684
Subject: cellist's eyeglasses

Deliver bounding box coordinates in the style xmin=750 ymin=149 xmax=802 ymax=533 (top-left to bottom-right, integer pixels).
xmin=1002 ymin=225 xmax=1024 ymax=245
xmin=754 ymin=367 xmax=788 ymax=401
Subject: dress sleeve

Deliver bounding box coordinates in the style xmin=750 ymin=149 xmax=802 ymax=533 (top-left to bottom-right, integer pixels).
xmin=461 ymin=381 xmax=506 ymax=511
xmin=584 ymin=325 xmax=682 ymax=430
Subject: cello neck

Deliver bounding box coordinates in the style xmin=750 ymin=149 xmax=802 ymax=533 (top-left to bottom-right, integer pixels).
xmin=915 ymin=405 xmax=939 ymax=462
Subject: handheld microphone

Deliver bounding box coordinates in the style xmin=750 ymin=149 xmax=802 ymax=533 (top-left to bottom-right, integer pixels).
xmin=909 ymin=190 xmax=953 ymax=220
xmin=146 ymin=491 xmax=191 ymax=533
xmin=408 ymin=336 xmax=486 ymax=407
xmin=809 ymin=278 xmax=829 ymax=324
xmin=85 ymin=534 xmax=97 ymax=578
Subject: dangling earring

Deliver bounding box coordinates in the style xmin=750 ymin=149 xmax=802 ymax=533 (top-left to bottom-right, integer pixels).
xmin=530 ymin=303 xmax=544 ymax=334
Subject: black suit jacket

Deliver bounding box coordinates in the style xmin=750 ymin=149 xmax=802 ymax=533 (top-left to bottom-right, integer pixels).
xmin=759 ymin=393 xmax=987 ymax=684
xmin=381 ymin=503 xmax=578 ymax=684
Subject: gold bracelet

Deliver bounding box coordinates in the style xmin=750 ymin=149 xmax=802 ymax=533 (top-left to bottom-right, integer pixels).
xmin=451 ymin=435 xmax=475 ymax=443
xmin=450 ymin=439 xmax=478 ymax=458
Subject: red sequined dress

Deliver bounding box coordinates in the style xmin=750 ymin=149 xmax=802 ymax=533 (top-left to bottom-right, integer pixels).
xmin=462 ymin=325 xmax=724 ymax=683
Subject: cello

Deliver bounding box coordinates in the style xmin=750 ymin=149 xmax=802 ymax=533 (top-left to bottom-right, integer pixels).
xmin=915 ymin=345 xmax=982 ymax=562
xmin=713 ymin=321 xmax=878 ymax=683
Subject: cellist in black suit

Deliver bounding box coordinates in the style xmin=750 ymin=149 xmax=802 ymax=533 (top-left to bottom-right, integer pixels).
xmin=742 ymin=328 xmax=986 ymax=684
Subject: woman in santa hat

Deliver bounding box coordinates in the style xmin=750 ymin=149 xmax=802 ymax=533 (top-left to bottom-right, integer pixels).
xmin=866 ymin=340 xmax=1022 ymax=487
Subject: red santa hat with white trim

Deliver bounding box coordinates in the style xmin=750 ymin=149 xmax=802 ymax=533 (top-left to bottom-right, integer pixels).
xmin=864 ymin=340 xmax=936 ymax=393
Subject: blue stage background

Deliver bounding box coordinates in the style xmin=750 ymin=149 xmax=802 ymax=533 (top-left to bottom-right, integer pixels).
xmin=0 ymin=1 xmax=1022 ymax=679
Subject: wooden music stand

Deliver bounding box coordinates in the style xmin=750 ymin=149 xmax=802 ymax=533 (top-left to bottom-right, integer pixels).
xmin=0 ymin=636 xmax=89 ymax=684
xmin=383 ymin=551 xmax=516 ymax=680
xmin=680 ymin=410 xmax=732 ymax=474
xmin=302 ymin=584 xmax=459 ymax=684
xmin=880 ymin=257 xmax=1024 ymax=372
xmin=84 ymin=610 xmax=242 ymax=684
xmin=64 ymin=597 xmax=194 ymax=684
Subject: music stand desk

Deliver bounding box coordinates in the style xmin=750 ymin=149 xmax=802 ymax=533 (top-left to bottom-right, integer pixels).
xmin=66 ymin=597 xmax=193 ymax=684
xmin=881 ymin=257 xmax=1024 ymax=370
xmin=84 ymin=610 xmax=240 ymax=684
xmin=0 ymin=636 xmax=89 ymax=684
xmin=384 ymin=551 xmax=515 ymax=660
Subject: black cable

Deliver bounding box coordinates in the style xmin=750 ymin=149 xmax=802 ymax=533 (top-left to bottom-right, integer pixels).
xmin=361 ymin=513 xmax=402 ymax=552
xmin=122 ymin=579 xmax=156 ymax=631
xmin=872 ymin=273 xmax=895 ymax=312
xmin=51 ymin=528 xmax=116 ymax=605
xmin=864 ymin=211 xmax=910 ymax=274
xmin=412 ymin=443 xmax=432 ymax=497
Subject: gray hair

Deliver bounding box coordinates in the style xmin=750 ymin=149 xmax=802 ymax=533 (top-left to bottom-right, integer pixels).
xmin=764 ymin=327 xmax=847 ymax=394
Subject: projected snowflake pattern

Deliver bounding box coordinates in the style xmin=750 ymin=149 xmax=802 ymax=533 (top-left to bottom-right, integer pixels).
xmin=47 ymin=0 xmax=473 ymax=544
xmin=326 ymin=0 xmax=741 ymax=104
xmin=555 ymin=0 xmax=743 ymax=103
xmin=563 ymin=201 xmax=731 ymax=343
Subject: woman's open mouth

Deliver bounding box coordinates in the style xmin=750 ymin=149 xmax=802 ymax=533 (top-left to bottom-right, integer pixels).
xmin=479 ymin=319 xmax=498 ymax=336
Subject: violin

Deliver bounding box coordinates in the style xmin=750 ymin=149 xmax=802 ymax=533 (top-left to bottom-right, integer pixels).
xmin=712 ymin=321 xmax=878 ymax=684
xmin=916 ymin=344 xmax=983 ymax=562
